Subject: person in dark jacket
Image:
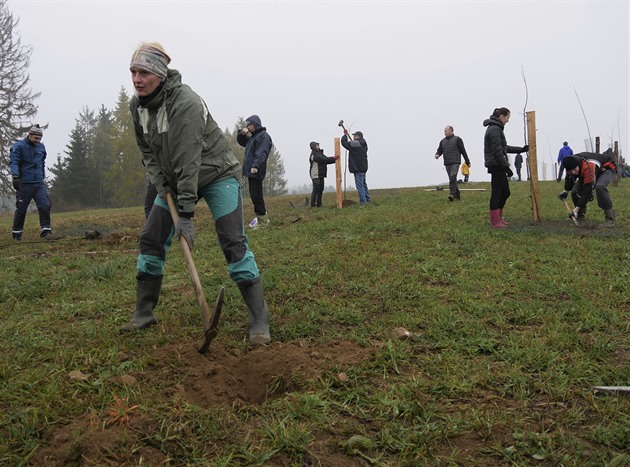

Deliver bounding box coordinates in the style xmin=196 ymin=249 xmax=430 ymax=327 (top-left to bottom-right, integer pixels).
xmin=558 ymin=150 xmax=616 ymax=227
xmin=341 ymin=130 xmax=371 ymax=204
xmin=237 ymin=115 xmax=273 ymax=228
xmin=122 ymin=42 xmax=270 ymax=346
xmin=9 ymin=124 xmax=55 ymax=241
xmin=308 ymin=141 xmax=339 ymax=207
xmin=483 ymin=107 xmax=528 ymax=228
xmin=435 ymin=125 xmax=471 ymax=201
xmin=514 ymin=153 xmax=523 ymax=181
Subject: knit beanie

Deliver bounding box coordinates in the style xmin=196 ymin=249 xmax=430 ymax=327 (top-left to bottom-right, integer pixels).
xmin=130 ymin=42 xmax=171 ymax=80
xmin=562 ymin=156 xmax=580 ymax=170
xmin=245 ymin=115 xmax=262 ymax=128
xmin=29 ymin=124 xmax=44 ymax=136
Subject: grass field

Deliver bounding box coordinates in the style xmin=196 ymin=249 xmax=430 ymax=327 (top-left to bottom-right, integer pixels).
xmin=0 ymin=179 xmax=628 ymax=466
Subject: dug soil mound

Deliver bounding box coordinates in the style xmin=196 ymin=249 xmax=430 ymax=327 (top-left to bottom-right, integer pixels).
xmin=31 ymin=339 xmax=372 ymax=466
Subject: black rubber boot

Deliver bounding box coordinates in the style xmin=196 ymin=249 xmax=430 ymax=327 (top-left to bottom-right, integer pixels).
xmin=238 ymin=277 xmax=271 ymax=346
xmin=120 ymin=278 xmax=162 ymax=331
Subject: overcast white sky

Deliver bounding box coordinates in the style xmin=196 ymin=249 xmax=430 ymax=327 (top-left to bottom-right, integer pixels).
xmin=7 ymin=0 xmax=629 ymax=189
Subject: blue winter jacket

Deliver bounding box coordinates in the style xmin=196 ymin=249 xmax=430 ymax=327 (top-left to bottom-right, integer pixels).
xmin=10 ymin=137 xmax=47 ymax=184
xmin=237 ymin=127 xmax=273 ymax=180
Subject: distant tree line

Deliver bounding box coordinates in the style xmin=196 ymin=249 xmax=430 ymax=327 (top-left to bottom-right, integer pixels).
xmin=47 ymin=95 xmax=288 ymax=212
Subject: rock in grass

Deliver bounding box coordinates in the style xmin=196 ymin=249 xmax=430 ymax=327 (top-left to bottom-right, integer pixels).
xmin=345 ymin=434 xmax=375 ymax=454
xmin=391 ymin=326 xmax=413 ymax=340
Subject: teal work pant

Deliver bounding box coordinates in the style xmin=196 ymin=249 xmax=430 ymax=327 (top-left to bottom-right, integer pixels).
xmin=137 ymin=177 xmax=260 ymax=284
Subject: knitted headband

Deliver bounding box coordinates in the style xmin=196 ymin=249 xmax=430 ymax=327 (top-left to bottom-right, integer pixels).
xmin=29 ymin=124 xmax=43 ymax=136
xmin=130 ymin=42 xmax=171 ymax=80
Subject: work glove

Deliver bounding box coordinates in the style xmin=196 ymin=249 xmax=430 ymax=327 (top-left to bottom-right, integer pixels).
xmin=343 ymin=129 xmax=349 ymax=136
xmin=158 ymin=185 xmax=176 ymax=201
xmin=175 ymin=217 xmax=195 ymax=248
xmin=12 ymin=178 xmax=21 ymax=191
xmin=240 ymin=128 xmax=251 ymax=137
xmin=521 ymin=145 xmax=530 ymax=153
xmin=505 ymin=167 xmax=514 ymax=178
xmin=568 ymin=206 xmax=580 ymax=219
xmin=250 ymin=167 xmax=258 ymax=175
xmin=558 ymin=190 xmax=568 ymax=200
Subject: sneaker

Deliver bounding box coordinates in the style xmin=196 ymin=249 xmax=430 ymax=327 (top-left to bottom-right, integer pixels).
xmin=448 ymin=194 xmax=454 ymax=202
xmin=41 ymin=231 xmax=58 ymax=241
xmin=12 ymin=233 xmax=22 ymax=241
xmin=248 ymin=217 xmax=259 ymax=229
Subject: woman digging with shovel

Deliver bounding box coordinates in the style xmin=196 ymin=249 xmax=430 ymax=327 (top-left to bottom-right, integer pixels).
xmin=120 ymin=42 xmax=271 ymax=347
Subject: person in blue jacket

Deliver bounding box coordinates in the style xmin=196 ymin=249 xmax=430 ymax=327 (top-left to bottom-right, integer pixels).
xmin=556 ymin=141 xmax=573 ymax=181
xmin=10 ymin=124 xmax=55 ymax=241
xmin=237 ymin=115 xmax=273 ymax=228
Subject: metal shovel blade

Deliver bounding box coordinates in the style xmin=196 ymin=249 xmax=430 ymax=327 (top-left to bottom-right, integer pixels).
xmin=198 ymin=286 xmax=224 ymax=354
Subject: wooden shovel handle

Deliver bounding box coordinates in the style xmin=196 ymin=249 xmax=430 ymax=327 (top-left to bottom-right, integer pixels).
xmin=165 ymin=193 xmax=212 ymax=331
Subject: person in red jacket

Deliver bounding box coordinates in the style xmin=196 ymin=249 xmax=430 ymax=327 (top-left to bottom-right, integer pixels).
xmin=558 ymin=150 xmax=616 ymax=227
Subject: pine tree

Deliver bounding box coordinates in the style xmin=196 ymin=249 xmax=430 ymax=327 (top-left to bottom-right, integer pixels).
xmin=105 ymin=88 xmax=145 ymax=207
xmin=0 ymin=0 xmax=40 ymax=194
xmin=49 ymin=108 xmax=96 ymax=210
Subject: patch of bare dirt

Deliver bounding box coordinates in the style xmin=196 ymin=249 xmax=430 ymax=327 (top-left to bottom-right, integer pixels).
xmin=30 ymin=339 xmax=372 ymax=466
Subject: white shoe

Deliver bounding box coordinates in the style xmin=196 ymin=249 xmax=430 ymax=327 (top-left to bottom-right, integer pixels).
xmin=248 ymin=217 xmax=258 ymax=229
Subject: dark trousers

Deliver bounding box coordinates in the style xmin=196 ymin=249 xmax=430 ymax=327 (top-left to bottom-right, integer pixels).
xmin=311 ymin=177 xmax=325 ymax=207
xmin=12 ymin=183 xmax=52 ymax=235
xmin=557 ymin=165 xmax=565 ymax=181
xmin=515 ymin=165 xmax=522 ymax=181
xmin=446 ymin=164 xmax=460 ymax=198
xmin=144 ymin=183 xmax=158 ymax=220
xmin=489 ymin=169 xmax=510 ymax=210
xmin=248 ymin=177 xmax=266 ymax=216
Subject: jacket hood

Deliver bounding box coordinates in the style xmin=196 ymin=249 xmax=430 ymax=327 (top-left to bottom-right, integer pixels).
xmin=483 ymin=115 xmax=503 ymax=129
xmin=310 ymin=141 xmax=319 ymax=150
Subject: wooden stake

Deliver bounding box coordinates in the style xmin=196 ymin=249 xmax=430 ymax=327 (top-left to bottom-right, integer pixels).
xmin=526 ymin=111 xmax=542 ymax=221
xmin=334 ymin=137 xmax=342 ymax=208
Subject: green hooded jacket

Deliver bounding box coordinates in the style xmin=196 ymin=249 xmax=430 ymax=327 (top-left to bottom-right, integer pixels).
xmin=130 ymin=69 xmax=240 ymax=214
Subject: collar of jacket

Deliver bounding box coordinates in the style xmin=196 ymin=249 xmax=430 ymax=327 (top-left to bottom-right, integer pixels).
xmin=138 ymin=69 xmax=182 ymax=110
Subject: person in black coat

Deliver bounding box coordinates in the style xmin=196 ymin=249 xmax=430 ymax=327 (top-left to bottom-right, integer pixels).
xmin=514 ymin=153 xmax=523 ymax=181
xmin=341 ymin=130 xmax=370 ymax=204
xmin=308 ymin=141 xmax=339 ymax=207
xmin=483 ymin=107 xmax=528 ymax=228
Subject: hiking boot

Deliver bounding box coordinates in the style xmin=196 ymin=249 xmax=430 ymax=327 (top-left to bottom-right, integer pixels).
xmin=448 ymin=194 xmax=454 ymax=202
xmin=12 ymin=233 xmax=22 ymax=241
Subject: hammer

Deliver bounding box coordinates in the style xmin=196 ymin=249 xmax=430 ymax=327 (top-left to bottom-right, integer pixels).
xmin=338 ymin=119 xmax=350 ymax=135
xmin=165 ymin=192 xmax=224 ymax=354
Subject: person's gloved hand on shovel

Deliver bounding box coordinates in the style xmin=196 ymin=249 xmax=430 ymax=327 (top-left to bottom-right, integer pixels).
xmin=176 ymin=216 xmax=195 ymax=248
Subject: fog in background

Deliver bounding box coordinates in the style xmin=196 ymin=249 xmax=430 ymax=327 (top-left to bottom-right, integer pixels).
xmin=7 ymin=0 xmax=628 ymax=190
